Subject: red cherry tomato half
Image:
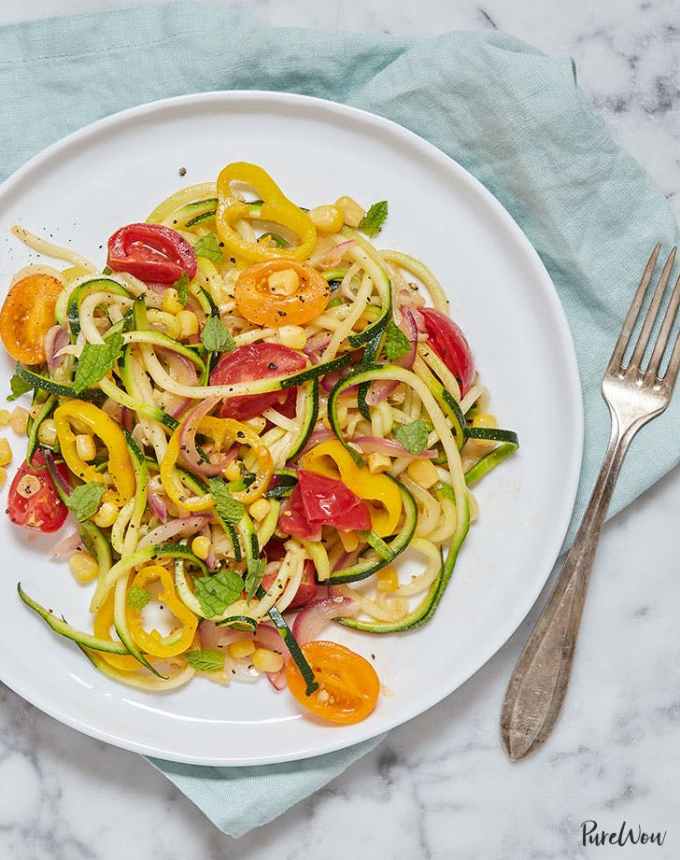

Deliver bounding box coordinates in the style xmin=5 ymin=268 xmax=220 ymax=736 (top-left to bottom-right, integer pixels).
xmin=210 ymin=343 xmax=307 ymax=421
xmin=419 ymin=307 xmax=475 ymax=395
xmin=107 ymin=223 xmax=197 ymax=284
xmin=279 ymin=471 xmax=371 ymax=540
xmin=7 ymin=451 xmax=70 ymax=533
xmin=262 ymin=559 xmax=319 ymax=610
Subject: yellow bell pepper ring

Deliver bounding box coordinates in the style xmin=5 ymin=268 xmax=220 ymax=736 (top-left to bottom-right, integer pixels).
xmin=215 ymin=162 xmax=317 ymax=263
xmin=301 ymin=440 xmax=402 ymax=537
xmin=127 ymin=565 xmax=197 ymax=658
xmin=54 ymin=400 xmax=135 ymax=505
xmin=93 ymin=591 xmax=142 ymax=672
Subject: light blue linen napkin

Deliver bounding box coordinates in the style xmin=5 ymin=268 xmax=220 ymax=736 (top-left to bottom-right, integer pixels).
xmin=2 ymin=1 xmax=679 ymax=838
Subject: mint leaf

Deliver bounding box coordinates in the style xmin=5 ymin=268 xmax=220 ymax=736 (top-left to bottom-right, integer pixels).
xmin=383 ymin=319 xmax=411 ymax=361
xmin=174 ymin=273 xmax=190 ymax=307
xmin=184 ymin=649 xmax=225 ymax=673
xmin=194 ymin=570 xmax=244 ymax=618
xmin=73 ymin=332 xmax=123 ymax=394
xmin=65 ymin=483 xmax=106 ymax=522
xmin=7 ymin=371 xmax=32 ymax=401
xmin=394 ymin=419 xmax=430 ymax=455
xmin=208 ymin=478 xmax=245 ymax=528
xmin=127 ymin=586 xmax=151 ymax=610
xmin=245 ymin=557 xmax=266 ymax=599
xmin=194 ymin=232 xmax=224 ymax=263
xmin=201 ymin=316 xmax=235 ymax=353
xmin=359 ymin=200 xmax=388 ymax=237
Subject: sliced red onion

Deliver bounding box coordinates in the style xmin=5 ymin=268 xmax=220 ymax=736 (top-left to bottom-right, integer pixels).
xmin=200 ymin=621 xmax=252 ymax=650
xmin=254 ymin=623 xmax=291 ymax=691
xmin=148 ymin=491 xmax=168 ymax=523
xmin=300 ymin=426 xmax=334 ymax=454
xmin=352 ymin=435 xmax=435 ymax=460
xmin=292 ymin=595 xmax=359 ymax=645
xmin=139 ymin=515 xmax=210 ymax=548
xmin=304 ymin=331 xmax=332 ymax=363
xmin=201 ymin=524 xmax=219 ymax=571
xmin=50 ymin=529 xmax=82 ymax=560
xmin=318 ymin=239 xmax=355 ymax=268
xmin=121 ymin=407 xmax=134 ymax=433
xmin=162 ymin=351 xmax=198 ymax=419
xmin=365 ymin=308 xmax=417 ymax=406
xmin=332 ymin=549 xmax=360 ymax=572
xmin=44 ymin=325 xmax=69 ymax=372
xmin=398 ymin=287 xmax=425 ymax=308
xmin=178 ymin=396 xmax=228 ymax=478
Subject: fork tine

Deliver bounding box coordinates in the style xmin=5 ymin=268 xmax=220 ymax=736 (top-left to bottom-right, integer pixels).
xmin=608 ymin=243 xmax=660 ymax=372
xmin=648 ymin=272 xmax=680 ymax=378
xmin=663 ymin=331 xmax=680 ymax=390
xmin=628 ymin=247 xmax=676 ymax=370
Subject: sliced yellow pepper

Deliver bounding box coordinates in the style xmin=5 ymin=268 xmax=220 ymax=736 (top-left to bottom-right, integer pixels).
xmin=215 ymin=162 xmax=317 ymax=263
xmin=160 ymin=415 xmax=273 ymax=513
xmin=54 ymin=400 xmax=135 ymax=505
xmin=93 ymin=589 xmax=142 ymax=672
xmin=301 ymin=440 xmax=402 ymax=537
xmin=127 ymin=565 xmax=197 ymax=658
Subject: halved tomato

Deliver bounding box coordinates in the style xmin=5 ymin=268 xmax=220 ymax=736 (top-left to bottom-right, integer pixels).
xmin=7 ymin=451 xmax=70 ymax=533
xmin=419 ymin=307 xmax=475 ymax=395
xmin=286 ymin=640 xmax=380 ymax=725
xmin=209 ymin=342 xmax=306 ymax=421
xmin=0 ymin=273 xmax=63 ymax=365
xmin=107 ymin=223 xmax=197 ymax=284
xmin=262 ymin=558 xmax=319 ymax=610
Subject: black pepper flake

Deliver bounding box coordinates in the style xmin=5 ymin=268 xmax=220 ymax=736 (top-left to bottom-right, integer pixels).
xmin=267 ymin=362 xmax=278 ymax=370
xmin=230 ymin=257 xmax=236 ymax=264
xmin=371 ymin=653 xmax=376 ymax=661
xmin=179 ymin=167 xmax=187 ymax=176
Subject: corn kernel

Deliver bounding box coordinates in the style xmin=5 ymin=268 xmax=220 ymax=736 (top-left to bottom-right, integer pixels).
xmin=224 ymin=460 xmax=241 ymax=482
xmin=69 ymin=550 xmax=99 ymax=585
xmin=335 ymin=196 xmax=365 ymax=228
xmin=37 ymin=419 xmax=58 ymax=448
xmin=248 ymin=498 xmax=270 ymax=522
xmin=267 ymin=268 xmax=300 ymax=296
xmin=377 ymin=566 xmax=399 ymax=593
xmin=191 ymin=535 xmax=211 ymax=560
xmin=17 ymin=474 xmax=41 ymax=499
xmin=472 ymin=412 xmax=497 ymax=430
xmin=407 ymin=459 xmax=438 ymax=489
xmin=252 ymin=647 xmax=284 ymax=674
xmin=161 ymin=287 xmax=183 ymax=315
xmin=148 ymin=308 xmax=181 ymax=339
xmin=0 ymin=467 xmax=6 ymax=488
xmin=0 ymin=409 xmax=10 ymax=427
xmin=228 ymin=639 xmax=256 ymax=660
xmin=75 ymin=434 xmax=96 ymax=461
xmin=309 ymin=204 xmax=344 ymax=234
xmin=0 ymin=438 xmax=12 ymax=467
xmin=9 ymin=406 xmax=29 ymax=435
xmin=177 ymin=309 xmax=199 ymax=339
xmin=367 ymin=452 xmax=391 ymax=474
xmin=93 ymin=501 xmax=119 ymax=529
xmin=278 ymin=324 xmax=307 ymax=350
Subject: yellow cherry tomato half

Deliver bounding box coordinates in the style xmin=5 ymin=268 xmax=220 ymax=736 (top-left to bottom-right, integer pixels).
xmin=235 ymin=259 xmax=330 ymax=328
xmin=286 ymin=640 xmax=380 ymax=725
xmin=0 ymin=273 xmax=63 ymax=364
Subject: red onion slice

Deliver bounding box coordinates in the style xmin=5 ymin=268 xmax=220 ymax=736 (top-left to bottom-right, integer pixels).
xmin=200 ymin=621 xmax=252 ymax=651
xmin=300 ymin=427 xmax=334 ymax=454
xmin=139 ymin=515 xmax=210 ymax=548
xmin=255 ymin=623 xmax=292 ymax=691
xmin=50 ymin=529 xmax=82 ymax=560
xmin=292 ymin=595 xmax=359 ymax=645
xmin=352 ymin=435 xmax=435 ymax=460
xmin=148 ymin=491 xmax=168 ymax=523
xmin=317 ymin=239 xmax=355 ymax=269
xmin=44 ymin=325 xmax=69 ymax=372
xmin=178 ymin=396 xmax=229 ymax=478
xmin=365 ymin=308 xmax=417 ymax=406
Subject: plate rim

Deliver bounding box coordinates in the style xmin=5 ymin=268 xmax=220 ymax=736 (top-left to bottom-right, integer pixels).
xmin=0 ymin=89 xmax=584 ymax=766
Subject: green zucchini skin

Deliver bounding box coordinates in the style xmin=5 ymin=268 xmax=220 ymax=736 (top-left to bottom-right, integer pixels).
xmin=328 ymin=479 xmax=417 ymax=584
xmin=17 ymin=583 xmax=130 ymax=654
xmin=280 ymin=353 xmax=352 ymax=389
xmin=67 ymin=278 xmax=130 ymax=338
xmin=285 ymin=379 xmax=319 ymax=461
xmin=25 ymin=394 xmax=56 ymax=464
xmin=122 ymin=330 xmax=205 ymax=373
xmin=268 ymin=606 xmax=319 ymax=695
xmin=15 ymin=364 xmax=98 ymax=401
xmin=356 ymin=331 xmax=385 ymax=421
xmin=463 ymin=428 xmax=519 ymax=487
xmin=347 ymin=282 xmax=392 ymax=348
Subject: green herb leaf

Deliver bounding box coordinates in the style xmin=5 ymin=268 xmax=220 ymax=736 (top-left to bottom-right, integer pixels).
xmin=433 ymin=481 xmax=455 ymax=501
xmin=194 ymin=570 xmax=244 ymax=618
xmin=174 ymin=273 xmax=190 ymax=307
xmin=102 ymin=266 xmax=113 ymax=275
xmin=73 ymin=332 xmax=124 ymax=394
xmin=201 ymin=316 xmax=235 ymax=353
xmin=245 ymin=557 xmax=266 ymax=599
xmin=394 ymin=419 xmax=431 ymax=455
xmin=194 ymin=232 xmax=224 ymax=263
xmin=127 ymin=586 xmax=151 ymax=610
xmin=359 ymin=200 xmax=388 ymax=237
xmin=383 ymin=319 xmax=411 ymax=361
xmin=65 ymin=483 xmax=106 ymax=522
xmin=208 ymin=478 xmax=245 ymax=528
xmin=7 ymin=371 xmax=32 ymax=402
xmin=184 ymin=648 xmax=226 ymax=673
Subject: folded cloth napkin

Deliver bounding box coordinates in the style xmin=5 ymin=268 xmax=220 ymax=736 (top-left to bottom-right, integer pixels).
xmin=2 ymin=0 xmax=679 ymax=839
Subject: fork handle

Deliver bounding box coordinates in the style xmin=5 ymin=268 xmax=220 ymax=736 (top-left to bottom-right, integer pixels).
xmin=501 ymin=419 xmax=633 ymax=760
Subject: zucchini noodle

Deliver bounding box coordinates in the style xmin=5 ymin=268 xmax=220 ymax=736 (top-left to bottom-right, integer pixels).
xmin=11 ymin=225 xmax=97 ymax=272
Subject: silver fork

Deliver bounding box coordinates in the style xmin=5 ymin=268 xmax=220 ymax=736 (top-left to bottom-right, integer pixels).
xmin=501 ymin=244 xmax=680 ymax=760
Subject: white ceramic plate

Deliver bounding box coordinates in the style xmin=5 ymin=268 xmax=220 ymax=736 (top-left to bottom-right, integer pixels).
xmin=0 ymin=92 xmax=582 ymax=765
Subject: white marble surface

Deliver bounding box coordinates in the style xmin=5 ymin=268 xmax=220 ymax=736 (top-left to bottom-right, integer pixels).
xmin=2 ymin=1 xmax=680 ymax=856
